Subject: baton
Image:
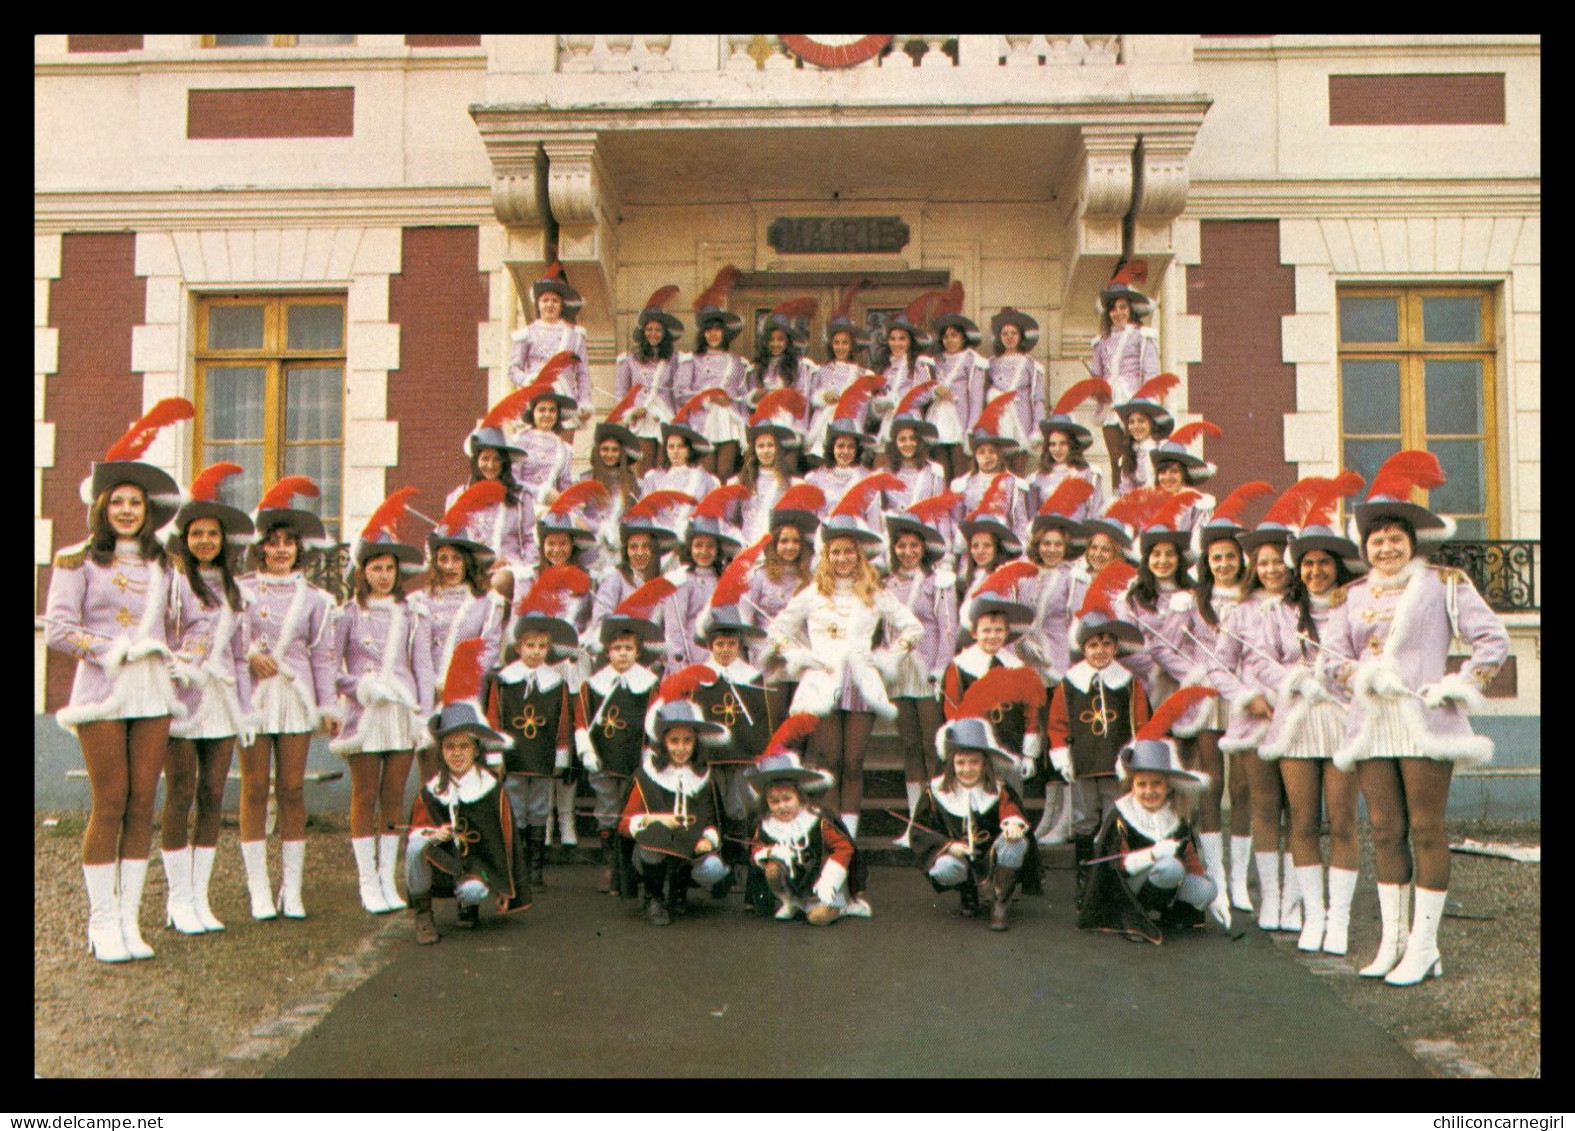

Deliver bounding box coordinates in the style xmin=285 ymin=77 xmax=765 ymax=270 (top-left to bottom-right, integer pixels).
xmin=1295 ymin=632 xmax=1428 ymax=703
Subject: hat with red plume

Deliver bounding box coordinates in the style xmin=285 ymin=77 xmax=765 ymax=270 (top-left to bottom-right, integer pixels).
xmin=1074 ymin=560 xmax=1143 ymax=652
xmin=932 ymin=301 xmax=981 ymax=349
xmin=85 ymin=397 xmax=195 ymax=531
xmin=1030 ymin=477 xmax=1096 ymax=544
xmin=764 ymin=296 xmax=818 ymax=345
xmin=888 ymin=379 xmax=941 ymax=442
xmin=531 ymin=261 xmax=582 ymax=311
xmin=824 ymin=374 xmax=885 ymax=450
xmin=970 ymin=391 xmax=1021 ymax=453
xmin=352 ymin=487 xmax=425 ymax=571
xmin=1150 ymin=419 xmax=1222 ymax=483
xmin=747 ymin=387 xmax=808 ymax=446
xmin=599 ymin=576 xmax=678 ymax=651
xmin=939 ymin=665 xmax=1043 ymax=771
xmin=1197 ymin=480 xmax=1274 ymax=549
xmin=251 ymin=475 xmax=330 ymax=547
xmin=1098 ymin=259 xmax=1153 ymax=316
xmin=822 ymin=472 xmax=903 ymax=547
xmin=1040 ymin=378 xmax=1112 ymax=447
xmin=467 ymin=388 xmax=534 ymax=459
xmin=1137 ymin=489 xmax=1203 ymax=560
xmin=827 ymin=279 xmax=875 ymax=344
xmin=637 ymin=284 xmax=684 ymax=336
xmin=967 ymin=560 xmax=1040 ymax=637
xmin=538 ymin=479 xmax=609 ymax=547
xmin=745 ymin=713 xmax=834 ymax=792
xmin=693 ymin=266 xmax=744 ymax=337
xmin=1353 ymin=450 xmax=1453 ymax=544
xmin=428 ymin=479 xmax=503 ymax=568
xmin=990 ymin=307 xmax=1040 ymax=351
xmin=428 ymin=637 xmax=507 ymax=751
xmin=696 ymin=533 xmax=771 ymax=643
xmin=593 ymin=385 xmax=645 ymax=462
xmin=1117 ymin=687 xmax=1218 ymax=792
xmin=685 ymin=483 xmax=749 ymax=554
xmin=172 ymin=461 xmax=254 ymax=540
xmin=958 ymin=472 xmax=1025 ymax=557
xmin=511 ymin=565 xmax=591 ymax=655
xmin=769 ymin=482 xmax=826 ymax=536
xmin=1113 ymin=372 xmax=1180 ymax=438
xmin=620 ymin=489 xmax=699 ymax=552
xmin=884 ymin=490 xmax=960 ymax=556
xmin=1290 ymin=471 xmax=1366 ymax=564
xmin=645 ymin=663 xmax=730 ymax=746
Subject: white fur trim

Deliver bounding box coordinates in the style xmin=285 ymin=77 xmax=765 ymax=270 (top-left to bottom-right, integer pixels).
xmin=851 ymin=659 xmax=899 ymax=720
xmin=1336 ymin=655 xmax=1493 ymax=771
xmin=789 ymin=669 xmax=838 ymax=719
xmin=1168 ymin=591 xmax=1194 ymax=614
xmin=1419 ymin=672 xmax=1487 ymax=713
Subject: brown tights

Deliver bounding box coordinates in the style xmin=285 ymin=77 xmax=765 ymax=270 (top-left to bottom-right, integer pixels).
xmin=160 ymin=736 xmax=234 ymax=850
xmin=1357 ymin=757 xmax=1454 ymax=890
xmin=79 ymin=717 xmax=169 ymax=865
xmin=1280 ymin=758 xmax=1360 ymax=872
xmin=239 ymin=732 xmax=311 ymax=842
xmin=347 ymin=750 xmax=415 ymax=838
xmin=812 ymin=710 xmax=875 ymax=815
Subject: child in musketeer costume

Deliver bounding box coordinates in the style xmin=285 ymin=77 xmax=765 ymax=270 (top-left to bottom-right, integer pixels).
xmin=1078 ymin=687 xmax=1223 ymax=943
xmin=485 ymin=565 xmax=587 ymax=884
xmin=691 ymin=535 xmax=776 ymax=897
xmin=406 ymin=639 xmax=532 ymax=944
xmin=909 ymin=686 xmax=1037 ymax=932
xmin=619 ymin=676 xmax=731 ymax=926
xmin=747 ymin=714 xmax=864 ymax=926
xmin=576 ymin=577 xmax=672 ymax=897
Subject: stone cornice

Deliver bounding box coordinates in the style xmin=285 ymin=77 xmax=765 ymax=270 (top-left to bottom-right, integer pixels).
xmin=1194 ymin=35 xmax=1539 ymax=63
xmin=33 ymin=186 xmax=494 ymax=233
xmin=1185 ymin=178 xmax=1541 ymax=219
xmin=35 ymin=47 xmax=485 ymax=78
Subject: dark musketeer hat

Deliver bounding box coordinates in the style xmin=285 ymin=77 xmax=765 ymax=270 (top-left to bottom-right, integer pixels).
xmin=83 ymin=397 xmax=194 ymax=532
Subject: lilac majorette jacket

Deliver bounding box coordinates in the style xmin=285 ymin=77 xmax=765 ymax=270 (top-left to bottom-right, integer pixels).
xmin=674 ymin=350 xmax=750 ymax=443
xmin=169 ymin=565 xmax=253 ymax=742
xmin=238 ymin=571 xmax=338 ymax=735
xmin=409 ymin=585 xmax=505 ymax=693
xmin=1256 ymin=590 xmax=1353 ymax=761
xmin=983 ymin=352 xmax=1046 ymax=452
xmin=1027 ymin=464 xmax=1105 ymax=524
xmin=1116 ymin=437 xmax=1159 ymax=496
xmin=46 ymin=541 xmax=182 ymax=733
xmin=1324 ymin=558 xmax=1508 ymax=769
xmin=805 ymin=359 xmax=870 ymax=454
xmin=738 ymin=471 xmax=798 ymax=547
xmin=509 ymin=430 xmax=575 ymax=510
xmin=948 ymin=470 xmax=1031 ymax=550
xmin=662 ymin=567 xmax=719 ymax=672
xmin=1124 ymin=581 xmax=1206 ymax=731
xmin=744 ymin=565 xmax=809 ymax=684
xmin=748 ymin=356 xmax=815 ymax=421
xmin=930 ymin=349 xmax=985 ymax=447
xmin=328 ymin=595 xmax=436 ymax=757
xmin=443 ymin=481 xmax=539 ymax=576
xmin=509 ymin=318 xmax=591 ymax=405
xmin=1089 ymin=325 xmax=1159 ymax=425
xmin=886 ymin=460 xmax=949 ymax=512
xmin=1194 ymin=587 xmax=1279 ymax=752
xmin=590 ymin=566 xmax=662 ymax=647
xmin=612 ymin=352 xmax=676 ymax=441
xmin=880 ymin=568 xmax=959 ymax=697
xmin=638 ymin=464 xmax=720 ymax=541
xmin=1012 ymin=562 xmax=1077 ymax=684
xmin=875 ymin=354 xmax=939 ymax=445
xmin=767 ymin=576 xmax=922 ymax=720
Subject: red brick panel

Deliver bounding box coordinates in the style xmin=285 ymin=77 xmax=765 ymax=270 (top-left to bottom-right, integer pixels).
xmin=1186 ymin=221 xmax=1299 ymax=498
xmin=386 ymin=228 xmax=491 ymax=539
xmin=405 ymin=35 xmax=481 ymax=47
xmin=187 ymin=87 xmax=355 ymax=139
xmin=41 ymin=233 xmax=148 ymax=710
xmin=67 ymin=35 xmax=144 ymax=53
xmin=1329 ymin=73 xmax=1505 ymax=126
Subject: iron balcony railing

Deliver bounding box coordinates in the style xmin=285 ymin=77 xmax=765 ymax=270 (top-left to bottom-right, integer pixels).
xmin=1430 ymin=540 xmax=1538 ymax=613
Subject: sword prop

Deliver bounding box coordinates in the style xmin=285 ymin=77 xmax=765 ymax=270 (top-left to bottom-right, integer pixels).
xmin=34 ymin=616 xmax=117 ymax=643
xmin=1201 ymin=621 xmax=1282 ymax=670
xmin=1294 ymin=632 xmax=1428 ymax=703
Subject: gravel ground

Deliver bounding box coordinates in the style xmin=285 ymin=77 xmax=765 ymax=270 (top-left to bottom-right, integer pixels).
xmin=33 ymin=812 xmax=1539 ymax=1078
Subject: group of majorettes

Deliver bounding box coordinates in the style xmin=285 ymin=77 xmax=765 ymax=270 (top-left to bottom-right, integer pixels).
xmin=48 ymin=262 xmax=1508 ymax=987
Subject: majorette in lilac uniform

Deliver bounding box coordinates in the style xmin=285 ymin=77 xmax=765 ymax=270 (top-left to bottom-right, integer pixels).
xmin=746 ymin=715 xmax=861 ymax=926
xmin=405 ymin=639 xmax=532 ymax=945
xmin=932 ymin=309 xmax=992 ymax=458
xmin=870 ymin=300 xmax=941 ymax=454
xmin=805 ymin=381 xmax=887 ymax=566
xmin=984 ymin=307 xmax=1046 ymax=474
xmin=1077 ymin=687 xmax=1223 ymax=944
xmin=46 ymin=399 xmax=191 ymax=962
xmin=949 ymin=395 xmax=1031 ymax=555
xmin=1119 ymin=489 xmax=1209 ymax=722
xmin=1253 ymin=472 xmax=1368 ymax=954
xmin=451 ymin=389 xmax=540 ymax=586
xmin=955 ymin=476 xmax=1026 ymax=634
xmin=235 ymin=476 xmax=339 ymax=921
xmin=678 ymin=267 xmax=751 ymax=479
xmin=1029 ymin=378 xmax=1109 ymax=524
xmin=1112 ymin=373 xmax=1178 ymax=497
xmin=806 ymin=286 xmax=877 ymax=458
xmin=744 ymin=485 xmax=821 ymax=712
xmin=881 ymin=496 xmax=962 ymax=841
xmin=1089 ymin=259 xmax=1160 ymax=473
xmin=509 ymin=262 xmax=592 ymax=432
xmin=162 ymin=461 xmax=256 ymax=936
xmin=737 ymin=389 xmax=806 ymax=546
xmin=589 ymin=508 xmax=666 ymax=676
xmin=746 ymin=297 xmax=817 ymax=457
xmin=507 ymin=361 xmax=579 ymax=512
xmin=612 ymin=285 xmax=683 ymax=474
xmin=1325 ymin=451 xmax=1508 ymax=985
xmin=588 ymin=391 xmax=649 ymax=564
xmin=767 ymin=474 xmax=922 ymax=846
xmin=661 ymin=485 xmax=744 ymax=672
xmin=576 ymin=577 xmax=669 ymax=897
xmin=878 ymin=387 xmax=950 ymax=518
xmin=330 ymin=490 xmax=436 ymax=916
xmin=640 ymin=413 xmax=720 ymax=549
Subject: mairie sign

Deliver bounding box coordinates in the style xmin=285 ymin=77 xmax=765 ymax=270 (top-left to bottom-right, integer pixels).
xmin=768 ymin=216 xmax=911 ymax=255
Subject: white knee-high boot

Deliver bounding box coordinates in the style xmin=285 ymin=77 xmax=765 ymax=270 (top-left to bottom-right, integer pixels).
xmin=1278 ymin=851 xmax=1302 ymax=930
xmin=377 ymin=833 xmax=406 ymax=910
xmin=1254 ymin=851 xmax=1281 ymax=931
xmin=1197 ymin=832 xmax=1233 ymax=927
xmin=118 ymin=858 xmax=155 ymax=959
xmin=1229 ymin=835 xmax=1254 ymax=911
xmin=1359 ymin=881 xmax=1406 ymax=977
xmin=1385 ymin=886 xmax=1446 ymax=985
xmin=191 ymin=845 xmax=224 ymax=931
xmin=896 ymin=783 xmax=923 ymax=848
xmin=353 ymin=836 xmax=391 ymax=913
xmin=1323 ymin=867 xmax=1358 ymax=955
xmin=162 ymin=846 xmax=205 ymax=934
xmin=1295 ymin=865 xmax=1326 ymax=951
xmin=279 ymin=840 xmax=307 ymax=918
xmin=241 ymin=840 xmax=276 ymax=920
xmin=83 ymin=863 xmax=130 ymax=963
xmin=555 ymin=780 xmax=579 ymax=847
xmin=842 ymin=812 xmax=860 ymax=839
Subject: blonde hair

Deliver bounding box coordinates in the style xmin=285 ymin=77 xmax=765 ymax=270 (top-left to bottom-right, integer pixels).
xmin=813 ymin=534 xmax=881 ymax=605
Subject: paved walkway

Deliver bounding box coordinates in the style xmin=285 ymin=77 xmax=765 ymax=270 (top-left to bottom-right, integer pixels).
xmin=271 ymin=864 xmax=1427 ymax=1078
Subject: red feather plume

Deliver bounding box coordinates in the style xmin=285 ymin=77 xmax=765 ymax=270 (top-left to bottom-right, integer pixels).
xmin=1260 ymin=478 xmax=1328 ymax=529
xmin=612 ymin=577 xmax=678 ymax=619
xmin=972 ymin=391 xmax=1018 ymax=438
xmin=773 ymin=483 xmax=826 ymax=515
xmin=936 ymin=281 xmax=966 ymax=318
xmin=1037 ymin=478 xmax=1096 ymax=519
xmin=437 ymin=480 xmax=505 ymax=532
xmin=893 ymin=380 xmax=938 ymax=418
xmin=1078 ymin=561 xmax=1137 ymax=620
xmin=361 ymin=487 xmax=418 ymax=542
xmin=751 ymin=387 xmax=808 ymax=425
xmin=480 ymin=386 xmax=538 ymax=431
xmin=1211 ymin=481 xmax=1274 ymax=524
xmin=547 ymin=479 xmax=609 ymax=518
xmin=1368 ymin=450 xmax=1446 ymax=501
xmin=441 ymin=638 xmax=487 ymax=707
xmin=677 ymin=387 xmax=732 ymax=423
xmin=623 ymin=490 xmax=698 ymax=522
xmin=256 ymin=476 xmax=319 ymax=512
xmin=901 ymin=289 xmax=944 ymax=326
xmin=831 ymin=472 xmax=904 ymax=520
xmin=966 ymin=472 xmax=1014 ymax=522
xmin=1136 ymin=687 xmax=1219 ymax=743
xmin=694 ymin=483 xmax=751 ymax=521
xmin=1052 ymin=378 xmax=1113 ymax=416
xmin=957 ymin=665 xmax=1047 ymax=720
xmin=833 ymin=374 xmax=884 ymax=422
xmin=515 ymin=565 xmax=591 ymax=619
xmin=604 ymin=385 xmax=645 ymax=426
xmin=643 ymin=284 xmax=679 ymax=312
xmin=104 ymin=398 xmax=195 ymax=462
xmin=1131 ymin=373 xmax=1180 ymax=404
xmin=542 ymin=261 xmax=565 ymax=280
xmin=1168 ymin=420 xmax=1223 ymax=448
xmin=711 ymin=534 xmax=771 ymax=609
xmin=1109 ymin=259 xmax=1149 ymax=288
xmin=536 ymin=351 xmax=578 ymax=391
xmin=659 ymin=663 xmax=717 ymax=704
xmin=831 ymin=278 xmax=874 ymax=322
xmin=772 ymin=296 xmax=818 ymax=321
xmin=1144 ymin=489 xmax=1202 ymax=532
xmin=977 ymin=560 xmax=1039 ymax=598
xmin=904 ymin=491 xmax=963 ymax=525
xmin=1304 ymin=470 xmax=1366 ymax=529
xmin=763 ymin=712 xmax=821 ymax=758
xmin=1104 ymin=486 xmax=1168 ymax=530
xmin=189 ymin=462 xmax=244 ymax=503
xmin=693 ymin=265 xmax=741 ymax=311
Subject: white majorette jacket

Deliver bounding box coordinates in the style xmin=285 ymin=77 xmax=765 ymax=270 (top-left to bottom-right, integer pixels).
xmin=768 ymin=578 xmax=923 ymax=721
